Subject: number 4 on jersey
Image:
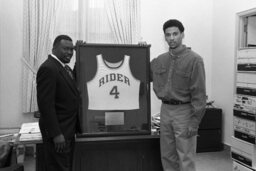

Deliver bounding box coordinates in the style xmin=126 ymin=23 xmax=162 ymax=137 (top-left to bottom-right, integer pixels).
xmin=110 ymin=86 xmax=120 ymax=99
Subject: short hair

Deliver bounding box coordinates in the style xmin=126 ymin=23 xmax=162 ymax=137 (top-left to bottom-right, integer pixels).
xmin=53 ymin=35 xmax=72 ymax=47
xmin=163 ymin=19 xmax=184 ymax=33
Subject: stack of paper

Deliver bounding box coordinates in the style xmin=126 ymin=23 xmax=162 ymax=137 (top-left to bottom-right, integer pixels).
xmin=19 ymin=122 xmax=42 ymax=141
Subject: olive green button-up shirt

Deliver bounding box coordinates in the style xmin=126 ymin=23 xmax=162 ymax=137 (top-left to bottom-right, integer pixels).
xmin=150 ymin=45 xmax=207 ymax=127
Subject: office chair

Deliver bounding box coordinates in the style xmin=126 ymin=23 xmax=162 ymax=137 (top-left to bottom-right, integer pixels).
xmin=0 ymin=141 xmax=24 ymax=171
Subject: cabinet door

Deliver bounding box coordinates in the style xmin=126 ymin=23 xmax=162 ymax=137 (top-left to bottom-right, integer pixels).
xmin=72 ymin=136 xmax=163 ymax=171
xmin=74 ymin=141 xmax=140 ymax=171
xmin=197 ymin=129 xmax=223 ymax=152
xmin=140 ymin=139 xmax=163 ymax=171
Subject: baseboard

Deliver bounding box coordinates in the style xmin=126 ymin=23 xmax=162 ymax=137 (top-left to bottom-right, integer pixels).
xmin=197 ymin=142 xmax=230 ymax=153
xmin=223 ymin=143 xmax=231 ymax=151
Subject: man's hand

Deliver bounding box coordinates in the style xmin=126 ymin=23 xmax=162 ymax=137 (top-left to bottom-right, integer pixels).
xmin=74 ymin=40 xmax=86 ymax=51
xmin=53 ymin=134 xmax=66 ymax=153
xmin=138 ymin=41 xmax=147 ymax=46
xmin=186 ymin=126 xmax=198 ymax=138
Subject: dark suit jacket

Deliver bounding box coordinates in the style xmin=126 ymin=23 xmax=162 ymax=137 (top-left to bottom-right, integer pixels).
xmin=36 ymin=55 xmax=81 ymax=140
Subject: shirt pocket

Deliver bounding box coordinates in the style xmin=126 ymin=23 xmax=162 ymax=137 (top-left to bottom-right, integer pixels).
xmin=173 ymin=70 xmax=190 ymax=90
xmin=153 ymin=67 xmax=167 ymax=88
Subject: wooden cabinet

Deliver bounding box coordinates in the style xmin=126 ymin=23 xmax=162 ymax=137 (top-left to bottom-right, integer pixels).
xmin=36 ymin=135 xmax=163 ymax=171
xmin=72 ymin=135 xmax=163 ymax=171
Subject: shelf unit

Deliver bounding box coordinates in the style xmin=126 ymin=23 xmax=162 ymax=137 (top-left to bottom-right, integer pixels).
xmin=232 ymin=8 xmax=256 ymax=171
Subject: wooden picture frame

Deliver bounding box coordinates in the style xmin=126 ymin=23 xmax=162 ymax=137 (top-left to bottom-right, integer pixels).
xmin=75 ymin=43 xmax=151 ymax=137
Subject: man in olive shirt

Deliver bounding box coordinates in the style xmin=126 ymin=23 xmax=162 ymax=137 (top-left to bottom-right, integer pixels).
xmin=151 ymin=19 xmax=206 ymax=171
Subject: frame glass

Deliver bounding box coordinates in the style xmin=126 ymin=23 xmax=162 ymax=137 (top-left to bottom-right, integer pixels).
xmin=76 ymin=43 xmax=151 ymax=137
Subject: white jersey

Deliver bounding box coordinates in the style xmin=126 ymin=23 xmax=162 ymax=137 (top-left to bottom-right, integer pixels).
xmin=87 ymin=54 xmax=140 ymax=110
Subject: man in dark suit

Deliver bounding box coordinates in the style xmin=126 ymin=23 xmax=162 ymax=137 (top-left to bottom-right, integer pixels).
xmin=36 ymin=35 xmax=81 ymax=171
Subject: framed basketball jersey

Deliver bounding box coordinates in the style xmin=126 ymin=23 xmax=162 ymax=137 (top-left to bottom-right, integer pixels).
xmin=76 ymin=43 xmax=151 ymax=137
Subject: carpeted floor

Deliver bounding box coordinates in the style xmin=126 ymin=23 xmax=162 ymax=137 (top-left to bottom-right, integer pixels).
xmin=23 ymin=146 xmax=233 ymax=171
xmin=196 ymin=147 xmax=232 ymax=171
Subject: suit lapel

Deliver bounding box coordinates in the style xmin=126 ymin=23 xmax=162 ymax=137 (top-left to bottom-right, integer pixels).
xmin=59 ymin=68 xmax=79 ymax=95
xmin=49 ymin=56 xmax=79 ymax=95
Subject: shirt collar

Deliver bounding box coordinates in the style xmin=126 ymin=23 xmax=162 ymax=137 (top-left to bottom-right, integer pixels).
xmin=169 ymin=45 xmax=187 ymax=57
xmin=51 ymin=54 xmax=65 ymax=67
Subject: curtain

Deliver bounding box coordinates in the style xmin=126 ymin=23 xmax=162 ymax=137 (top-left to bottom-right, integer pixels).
xmin=22 ymin=0 xmax=57 ymax=113
xmin=22 ymin=0 xmax=141 ymax=113
xmin=106 ymin=0 xmax=140 ymax=44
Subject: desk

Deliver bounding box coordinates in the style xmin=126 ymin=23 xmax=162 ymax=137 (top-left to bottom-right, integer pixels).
xmin=36 ymin=135 xmax=163 ymax=171
xmin=26 ymin=108 xmax=224 ymax=171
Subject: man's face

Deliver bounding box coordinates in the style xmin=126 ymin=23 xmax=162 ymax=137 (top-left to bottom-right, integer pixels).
xmin=164 ymin=26 xmax=184 ymax=49
xmin=54 ymin=39 xmax=74 ymax=64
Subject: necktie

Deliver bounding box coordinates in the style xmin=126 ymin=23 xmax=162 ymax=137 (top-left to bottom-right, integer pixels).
xmin=64 ymin=65 xmax=74 ymax=80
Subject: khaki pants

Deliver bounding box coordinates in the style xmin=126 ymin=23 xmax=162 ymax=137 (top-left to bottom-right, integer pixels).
xmin=160 ymin=103 xmax=197 ymax=171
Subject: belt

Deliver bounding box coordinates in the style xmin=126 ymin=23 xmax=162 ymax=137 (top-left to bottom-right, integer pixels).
xmin=162 ymin=99 xmax=190 ymax=105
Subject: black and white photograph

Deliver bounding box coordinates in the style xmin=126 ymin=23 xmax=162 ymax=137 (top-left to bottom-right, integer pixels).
xmin=1 ymin=0 xmax=256 ymax=171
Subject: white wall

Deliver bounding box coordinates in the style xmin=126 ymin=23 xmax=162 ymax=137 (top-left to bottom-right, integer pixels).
xmin=212 ymin=0 xmax=256 ymax=145
xmin=0 ymin=0 xmax=35 ymax=133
